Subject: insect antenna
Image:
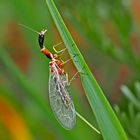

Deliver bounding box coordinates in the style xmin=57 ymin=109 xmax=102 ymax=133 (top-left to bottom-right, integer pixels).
xmin=18 ymin=23 xmax=40 ymax=34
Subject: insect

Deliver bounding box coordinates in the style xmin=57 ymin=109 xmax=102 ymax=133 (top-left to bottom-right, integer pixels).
xmin=19 ymin=24 xmax=76 ymax=129
xmin=19 ymin=24 xmax=101 ymax=134
xmin=39 ymin=29 xmax=76 ymax=130
xmin=38 ymin=30 xmax=76 ymax=130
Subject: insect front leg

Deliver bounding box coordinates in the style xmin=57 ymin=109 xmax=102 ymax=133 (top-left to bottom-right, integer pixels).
xmin=53 ymin=42 xmax=67 ymax=55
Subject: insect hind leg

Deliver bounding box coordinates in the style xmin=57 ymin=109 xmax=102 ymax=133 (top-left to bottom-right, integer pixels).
xmin=68 ymin=66 xmax=86 ymax=86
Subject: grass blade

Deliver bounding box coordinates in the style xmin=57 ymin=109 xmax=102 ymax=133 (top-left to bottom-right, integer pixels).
xmin=45 ymin=0 xmax=128 ymax=139
xmin=121 ymin=85 xmax=140 ymax=110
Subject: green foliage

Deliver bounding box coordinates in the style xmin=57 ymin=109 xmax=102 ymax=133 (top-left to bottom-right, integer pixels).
xmin=115 ymin=82 xmax=140 ymax=140
xmin=59 ymin=0 xmax=139 ymax=69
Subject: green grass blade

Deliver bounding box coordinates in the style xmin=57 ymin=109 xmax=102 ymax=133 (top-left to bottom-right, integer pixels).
xmin=121 ymin=85 xmax=140 ymax=110
xmin=45 ymin=0 xmax=128 ymax=139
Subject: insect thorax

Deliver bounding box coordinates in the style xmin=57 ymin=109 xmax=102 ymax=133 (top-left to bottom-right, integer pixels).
xmin=49 ymin=60 xmax=64 ymax=75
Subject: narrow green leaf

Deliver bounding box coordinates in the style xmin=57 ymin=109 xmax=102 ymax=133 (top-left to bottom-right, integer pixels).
xmin=121 ymin=85 xmax=140 ymax=110
xmin=45 ymin=0 xmax=128 ymax=139
xmin=135 ymin=82 xmax=140 ymax=100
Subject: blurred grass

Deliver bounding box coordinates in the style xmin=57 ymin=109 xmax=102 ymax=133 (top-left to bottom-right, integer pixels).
xmin=60 ymin=0 xmax=140 ymax=70
xmin=0 ymin=0 xmax=140 ymax=139
xmin=115 ymin=81 xmax=140 ymax=139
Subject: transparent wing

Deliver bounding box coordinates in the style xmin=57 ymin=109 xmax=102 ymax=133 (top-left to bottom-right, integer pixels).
xmin=49 ymin=66 xmax=76 ymax=130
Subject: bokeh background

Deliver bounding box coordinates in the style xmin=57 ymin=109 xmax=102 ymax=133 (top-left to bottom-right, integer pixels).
xmin=0 ymin=0 xmax=140 ymax=140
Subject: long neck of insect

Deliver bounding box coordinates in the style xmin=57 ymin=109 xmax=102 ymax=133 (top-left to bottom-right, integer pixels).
xmin=40 ymin=47 xmax=54 ymax=60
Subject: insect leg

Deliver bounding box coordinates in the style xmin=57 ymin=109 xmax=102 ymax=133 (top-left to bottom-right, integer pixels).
xmin=61 ymin=58 xmax=73 ymax=65
xmin=63 ymin=73 xmax=69 ymax=85
xmin=61 ymin=70 xmax=78 ymax=86
xmin=61 ymin=52 xmax=80 ymax=66
xmin=53 ymin=42 xmax=67 ymax=53
xmin=68 ymin=66 xmax=86 ymax=86
xmin=68 ymin=71 xmax=79 ymax=86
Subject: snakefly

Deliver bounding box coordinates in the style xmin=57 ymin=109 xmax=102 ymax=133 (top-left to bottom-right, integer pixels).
xmin=38 ymin=29 xmax=76 ymax=130
xmin=19 ymin=24 xmax=76 ymax=129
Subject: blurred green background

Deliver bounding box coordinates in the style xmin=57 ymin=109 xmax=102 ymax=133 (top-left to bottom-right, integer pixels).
xmin=0 ymin=0 xmax=140 ymax=140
